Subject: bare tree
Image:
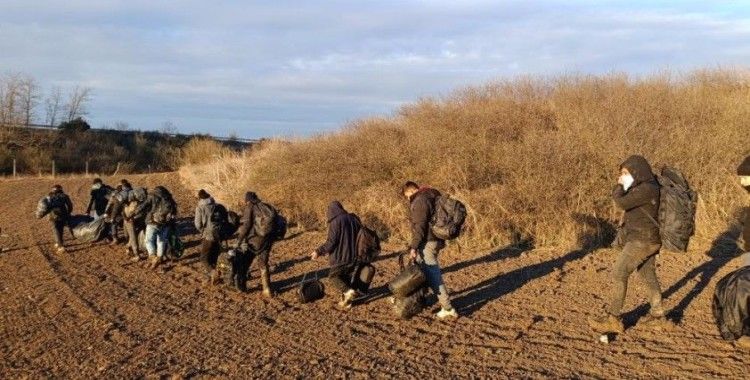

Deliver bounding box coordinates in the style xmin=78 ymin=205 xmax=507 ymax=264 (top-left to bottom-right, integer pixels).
xmin=0 ymin=73 xmax=23 ymax=127
xmin=18 ymin=75 xmax=40 ymax=126
xmin=160 ymin=121 xmax=177 ymax=135
xmin=45 ymin=86 xmax=63 ymax=127
xmin=64 ymin=86 xmax=92 ymax=122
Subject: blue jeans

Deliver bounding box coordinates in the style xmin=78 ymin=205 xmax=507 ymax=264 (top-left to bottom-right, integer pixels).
xmin=144 ymin=224 xmax=169 ymax=258
xmin=418 ymin=240 xmax=453 ymax=310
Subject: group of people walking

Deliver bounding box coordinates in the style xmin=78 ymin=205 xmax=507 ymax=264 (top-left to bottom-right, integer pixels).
xmin=34 ymin=154 xmax=750 ymax=331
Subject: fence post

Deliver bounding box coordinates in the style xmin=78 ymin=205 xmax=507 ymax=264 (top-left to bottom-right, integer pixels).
xmin=12 ymin=159 xmax=16 ymax=178
xmin=52 ymin=160 xmax=56 ymax=178
xmin=85 ymin=161 xmax=89 ymax=176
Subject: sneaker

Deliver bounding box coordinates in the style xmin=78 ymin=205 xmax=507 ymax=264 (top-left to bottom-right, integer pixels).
xmin=436 ymin=308 xmax=459 ymax=320
xmin=148 ymin=256 xmax=161 ymax=269
xmin=649 ymin=304 xmax=666 ymax=318
xmin=587 ymin=314 xmax=624 ymax=334
xmin=56 ymin=246 xmax=67 ymax=254
xmin=130 ymin=255 xmax=143 ymax=263
xmin=338 ymin=289 xmax=357 ymax=309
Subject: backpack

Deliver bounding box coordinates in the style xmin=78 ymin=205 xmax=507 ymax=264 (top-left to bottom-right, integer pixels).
xmin=47 ymin=193 xmax=69 ymax=221
xmin=128 ymin=187 xmax=147 ymax=203
xmin=252 ymin=202 xmax=278 ymax=237
xmin=355 ymin=222 xmax=381 ymax=262
xmin=273 ymin=213 xmax=288 ymax=240
xmin=430 ymin=195 xmax=467 ymax=240
xmin=208 ymin=203 xmax=228 ymax=237
xmin=651 ymin=167 xmax=698 ymax=252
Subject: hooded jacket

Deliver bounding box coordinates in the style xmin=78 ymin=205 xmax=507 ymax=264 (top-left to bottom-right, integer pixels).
xmin=613 ymin=155 xmax=661 ymax=244
xmin=132 ymin=186 xmax=177 ymax=225
xmin=87 ymin=184 xmax=113 ymax=215
xmin=194 ymin=197 xmax=219 ymax=240
xmin=236 ymin=197 xmax=259 ymax=244
xmin=739 ymin=155 xmax=750 ymax=252
xmin=316 ymin=201 xmax=361 ymax=266
xmin=409 ymin=187 xmax=443 ymax=250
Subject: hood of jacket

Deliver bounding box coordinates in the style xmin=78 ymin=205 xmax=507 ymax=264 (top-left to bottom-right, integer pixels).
xmin=153 ymin=186 xmax=169 ymax=199
xmin=198 ymin=197 xmax=215 ymax=207
xmin=326 ymin=201 xmax=347 ymax=222
xmin=409 ymin=186 xmax=441 ymax=203
xmin=620 ymin=155 xmax=656 ymax=185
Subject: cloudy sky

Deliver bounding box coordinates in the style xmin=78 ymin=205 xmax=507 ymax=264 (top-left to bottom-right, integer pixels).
xmin=1 ymin=1 xmax=749 ymax=138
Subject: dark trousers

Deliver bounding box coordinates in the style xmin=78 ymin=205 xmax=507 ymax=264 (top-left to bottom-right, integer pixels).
xmin=608 ymin=241 xmax=663 ymax=316
xmin=200 ymin=239 xmax=222 ymax=273
xmin=52 ymin=220 xmax=66 ymax=246
xmin=328 ymin=263 xmax=356 ymax=294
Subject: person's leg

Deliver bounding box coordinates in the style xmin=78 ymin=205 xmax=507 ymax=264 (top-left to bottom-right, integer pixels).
xmin=327 ymin=264 xmax=353 ymax=295
xmin=419 ymin=241 xmax=453 ymax=311
xmin=636 ymin=245 xmax=664 ymax=317
xmin=52 ymin=220 xmax=65 ymax=250
xmin=606 ymin=243 xmax=641 ymax=316
xmin=124 ymin=220 xmax=138 ymax=257
xmin=200 ymin=239 xmax=214 ymax=273
xmin=155 ymin=226 xmax=169 ymax=259
xmin=144 ymin=224 xmax=157 ymax=257
xmin=257 ymin=241 xmax=273 ymax=296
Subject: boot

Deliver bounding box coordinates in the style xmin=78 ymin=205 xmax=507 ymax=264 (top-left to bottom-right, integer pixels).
xmin=209 ymin=269 xmax=219 ymax=286
xmin=587 ymin=314 xmax=624 ymax=334
xmin=649 ymin=297 xmax=666 ymax=318
xmin=260 ymin=269 xmax=274 ymax=298
xmin=149 ymin=255 xmax=161 ymax=269
xmin=338 ymin=289 xmax=357 ymax=310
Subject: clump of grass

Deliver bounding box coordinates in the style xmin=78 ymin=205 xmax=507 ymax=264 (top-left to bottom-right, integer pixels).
xmin=181 ymin=69 xmax=750 ymax=250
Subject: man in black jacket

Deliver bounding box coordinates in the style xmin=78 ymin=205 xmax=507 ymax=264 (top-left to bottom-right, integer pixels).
xmin=42 ymin=185 xmax=74 ymax=254
xmin=311 ymin=201 xmax=361 ymax=309
xmin=738 ymin=156 xmax=750 ymax=265
xmin=235 ymin=192 xmax=275 ymax=296
xmin=402 ymin=181 xmax=458 ymax=319
xmin=589 ymin=155 xmax=664 ymax=334
xmin=86 ymin=178 xmax=112 ymax=217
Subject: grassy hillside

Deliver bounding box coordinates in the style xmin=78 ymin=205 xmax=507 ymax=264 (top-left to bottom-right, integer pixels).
xmin=180 ymin=70 xmax=750 ymax=250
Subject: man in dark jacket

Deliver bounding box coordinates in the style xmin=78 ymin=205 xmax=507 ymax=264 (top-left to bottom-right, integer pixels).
xmin=402 ymin=181 xmax=458 ymax=319
xmin=123 ymin=185 xmax=146 ymax=261
xmin=235 ymin=192 xmax=276 ymax=296
xmin=310 ymin=201 xmax=361 ymax=309
xmin=738 ymin=155 xmax=750 ymax=261
xmin=41 ymin=185 xmax=74 ymax=253
xmin=132 ymin=186 xmax=177 ymax=269
xmin=194 ymin=190 xmax=223 ymax=285
xmin=589 ymin=155 xmax=664 ymax=334
xmin=86 ymin=178 xmax=113 ymax=217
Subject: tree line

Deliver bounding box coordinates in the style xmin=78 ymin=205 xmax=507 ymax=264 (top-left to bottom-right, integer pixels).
xmin=0 ymin=72 xmax=91 ymax=128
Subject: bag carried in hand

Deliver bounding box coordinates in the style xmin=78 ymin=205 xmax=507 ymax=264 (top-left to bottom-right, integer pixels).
xmin=430 ymin=195 xmax=467 ymax=240
xmin=388 ymin=253 xmax=427 ymax=297
xmin=298 ymin=271 xmax=325 ymax=304
xmin=391 ymin=289 xmax=425 ymax=320
xmin=70 ymin=215 xmax=107 ymax=243
xmin=253 ymin=202 xmax=278 ymax=237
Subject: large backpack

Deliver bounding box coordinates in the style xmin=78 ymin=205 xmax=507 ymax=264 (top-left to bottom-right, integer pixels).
xmin=252 ymin=202 xmax=278 ymax=237
xmin=128 ymin=187 xmax=147 ymax=203
xmin=653 ymin=167 xmax=698 ymax=252
xmin=355 ymin=218 xmax=380 ymax=262
xmin=430 ymin=195 xmax=467 ymax=241
xmin=47 ymin=193 xmax=70 ymax=221
xmin=208 ymin=203 xmax=229 ymax=238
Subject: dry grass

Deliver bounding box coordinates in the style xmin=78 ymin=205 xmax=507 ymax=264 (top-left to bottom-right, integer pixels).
xmin=180 ymin=70 xmax=750 ymax=251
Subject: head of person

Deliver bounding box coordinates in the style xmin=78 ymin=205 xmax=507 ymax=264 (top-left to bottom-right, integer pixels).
xmin=52 ymin=184 xmax=63 ymax=194
xmin=401 ymin=181 xmax=420 ymax=199
xmin=619 ymin=155 xmax=655 ymax=190
xmin=738 ymin=155 xmax=750 ymax=193
xmin=197 ymin=189 xmax=211 ymax=200
xmin=92 ymin=178 xmax=103 ymax=189
xmin=245 ymin=191 xmax=259 ymax=205
xmin=121 ymin=179 xmax=132 ymax=189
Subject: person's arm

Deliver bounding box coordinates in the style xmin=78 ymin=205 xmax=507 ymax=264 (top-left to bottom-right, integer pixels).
xmin=612 ymin=183 xmax=657 ymax=211
xmin=194 ymin=205 xmax=204 ymax=232
xmin=235 ymin=205 xmax=254 ymax=243
xmin=316 ymin=217 xmax=342 ymax=255
xmin=86 ymin=191 xmax=94 ymax=214
xmin=132 ymin=197 xmax=151 ymax=220
xmin=66 ymin=195 xmax=74 ymax=215
xmin=409 ymin=196 xmax=431 ymax=250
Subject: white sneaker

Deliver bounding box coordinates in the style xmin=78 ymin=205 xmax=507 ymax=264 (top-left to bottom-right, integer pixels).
xmin=436 ymin=308 xmax=458 ymax=319
xmin=338 ymin=289 xmax=357 ymax=309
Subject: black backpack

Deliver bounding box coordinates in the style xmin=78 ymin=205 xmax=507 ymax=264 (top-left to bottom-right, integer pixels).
xmin=652 ymin=167 xmax=698 ymax=252
xmin=354 ymin=216 xmax=380 ymax=262
xmin=209 ymin=203 xmax=229 ymax=236
xmin=430 ymin=195 xmax=467 ymax=240
xmin=273 ymin=213 xmax=288 ymax=240
xmin=47 ymin=193 xmax=69 ymax=221
xmin=252 ymin=202 xmax=278 ymax=237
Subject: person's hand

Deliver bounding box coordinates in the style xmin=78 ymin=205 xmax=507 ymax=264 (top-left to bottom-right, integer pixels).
xmin=409 ymin=248 xmax=418 ymax=262
xmin=617 ymin=175 xmax=624 ymax=186
xmin=310 ymin=250 xmax=319 ymax=260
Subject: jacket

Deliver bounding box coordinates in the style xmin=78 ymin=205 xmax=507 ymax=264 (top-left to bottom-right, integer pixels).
xmin=194 ymin=197 xmax=219 ymax=241
xmin=738 ymin=156 xmax=750 ymax=251
xmin=87 ymin=185 xmax=113 ymax=215
xmin=613 ymin=155 xmax=661 ymax=244
xmin=316 ymin=201 xmax=361 ymax=266
xmin=46 ymin=192 xmax=73 ymax=221
xmin=132 ymin=186 xmax=177 ymax=225
xmin=409 ymin=187 xmax=443 ymax=250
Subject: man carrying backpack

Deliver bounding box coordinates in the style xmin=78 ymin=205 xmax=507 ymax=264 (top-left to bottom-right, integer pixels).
xmin=194 ymin=189 xmax=227 ymax=285
xmin=310 ymin=201 xmax=362 ymax=309
xmin=402 ymin=181 xmax=458 ymax=319
xmin=86 ymin=178 xmax=113 ymax=218
xmin=235 ymin=192 xmax=278 ymax=296
xmin=589 ymin=155 xmax=665 ymax=334
xmin=132 ymin=186 xmax=177 ymax=269
xmin=738 ymin=155 xmax=750 ymax=264
xmin=39 ymin=185 xmax=73 ymax=254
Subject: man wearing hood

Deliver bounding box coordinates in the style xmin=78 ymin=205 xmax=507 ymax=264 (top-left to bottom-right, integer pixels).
xmin=86 ymin=178 xmax=113 ymax=217
xmin=589 ymin=155 xmax=665 ymax=334
xmin=195 ymin=189 xmax=223 ymax=285
xmin=311 ymin=201 xmax=362 ymax=309
xmin=738 ymin=155 xmax=750 ymax=263
xmin=132 ymin=186 xmax=177 ymax=269
xmin=235 ymin=192 xmax=276 ymax=296
xmin=402 ymin=181 xmax=458 ymax=320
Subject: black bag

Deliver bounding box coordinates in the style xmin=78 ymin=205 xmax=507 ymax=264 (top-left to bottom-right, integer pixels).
xmin=273 ymin=213 xmax=288 ymax=240
xmin=351 ymin=263 xmax=376 ymax=293
xmin=208 ymin=203 xmax=229 ymax=238
xmin=430 ymin=195 xmax=467 ymax=240
xmin=71 ymin=216 xmax=107 ymax=243
xmin=391 ymin=289 xmax=425 ymax=319
xmin=712 ymin=266 xmax=750 ymax=340
xmin=220 ymin=211 xmax=241 ymax=240
xmin=253 ymin=202 xmax=278 ymax=237
xmin=298 ymin=271 xmax=325 ymax=303
xmin=355 ymin=224 xmax=381 ymax=262
xmin=388 ymin=253 xmax=426 ymax=297
xmin=655 ymin=167 xmax=698 ymax=252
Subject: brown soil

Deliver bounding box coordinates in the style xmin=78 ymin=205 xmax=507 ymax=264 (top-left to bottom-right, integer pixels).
xmin=0 ymin=173 xmax=747 ymax=378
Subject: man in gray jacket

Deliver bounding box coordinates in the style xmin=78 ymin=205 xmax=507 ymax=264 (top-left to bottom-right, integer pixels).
xmin=194 ymin=189 xmax=225 ymax=285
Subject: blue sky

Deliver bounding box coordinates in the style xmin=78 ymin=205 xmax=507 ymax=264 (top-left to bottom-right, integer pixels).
xmin=1 ymin=1 xmax=749 ymax=138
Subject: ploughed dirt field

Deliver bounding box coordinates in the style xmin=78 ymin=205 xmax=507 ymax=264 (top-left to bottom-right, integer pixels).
xmin=1 ymin=172 xmax=748 ymax=378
